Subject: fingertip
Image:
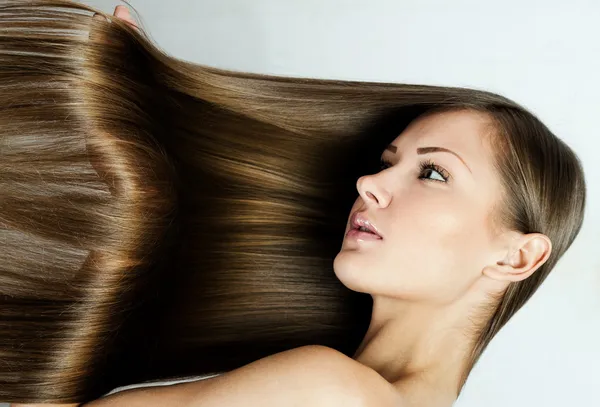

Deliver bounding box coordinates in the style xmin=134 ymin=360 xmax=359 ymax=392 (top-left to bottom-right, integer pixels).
xmin=115 ymin=5 xmax=129 ymax=16
xmin=114 ymin=5 xmax=139 ymax=29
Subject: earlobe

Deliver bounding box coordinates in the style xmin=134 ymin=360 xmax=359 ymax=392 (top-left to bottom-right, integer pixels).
xmin=483 ymin=233 xmax=552 ymax=283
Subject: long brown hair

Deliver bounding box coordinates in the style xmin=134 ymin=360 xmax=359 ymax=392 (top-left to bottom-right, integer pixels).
xmin=0 ymin=0 xmax=586 ymax=404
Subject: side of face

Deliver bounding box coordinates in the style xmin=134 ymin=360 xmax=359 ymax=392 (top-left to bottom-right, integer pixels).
xmin=333 ymin=109 xmax=507 ymax=305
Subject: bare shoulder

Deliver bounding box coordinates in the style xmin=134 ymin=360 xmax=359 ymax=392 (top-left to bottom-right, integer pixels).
xmin=275 ymin=345 xmax=402 ymax=407
xmin=56 ymin=345 xmax=401 ymax=407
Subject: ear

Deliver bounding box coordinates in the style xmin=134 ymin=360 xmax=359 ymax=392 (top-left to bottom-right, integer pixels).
xmin=482 ymin=233 xmax=552 ymax=282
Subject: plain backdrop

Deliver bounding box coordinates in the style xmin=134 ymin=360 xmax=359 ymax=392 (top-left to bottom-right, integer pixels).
xmin=2 ymin=1 xmax=598 ymax=406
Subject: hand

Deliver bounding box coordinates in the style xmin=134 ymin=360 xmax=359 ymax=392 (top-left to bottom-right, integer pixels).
xmin=89 ymin=4 xmax=140 ymax=43
xmin=111 ymin=5 xmax=139 ymax=30
xmin=93 ymin=4 xmax=139 ymax=31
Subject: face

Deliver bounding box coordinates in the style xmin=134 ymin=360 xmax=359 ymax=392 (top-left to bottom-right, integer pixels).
xmin=333 ymin=109 xmax=506 ymax=305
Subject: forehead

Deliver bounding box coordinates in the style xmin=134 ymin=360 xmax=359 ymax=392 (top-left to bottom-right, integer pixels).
xmin=394 ymin=110 xmax=490 ymax=148
xmin=387 ymin=109 xmax=496 ymax=169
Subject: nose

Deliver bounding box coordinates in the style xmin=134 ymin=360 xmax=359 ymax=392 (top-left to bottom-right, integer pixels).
xmin=356 ymin=173 xmax=391 ymax=208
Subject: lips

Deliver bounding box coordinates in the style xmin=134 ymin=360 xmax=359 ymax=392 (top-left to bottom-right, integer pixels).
xmin=350 ymin=211 xmax=383 ymax=239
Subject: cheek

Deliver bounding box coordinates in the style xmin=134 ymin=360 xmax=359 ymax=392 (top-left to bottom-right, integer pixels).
xmin=408 ymin=193 xmax=490 ymax=249
xmin=393 ymin=198 xmax=467 ymax=249
xmin=428 ymin=204 xmax=494 ymax=296
xmin=334 ymin=194 xmax=494 ymax=299
xmin=384 ymin=200 xmax=489 ymax=295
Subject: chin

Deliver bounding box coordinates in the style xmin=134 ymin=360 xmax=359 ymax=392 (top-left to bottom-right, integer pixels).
xmin=332 ymin=254 xmax=372 ymax=294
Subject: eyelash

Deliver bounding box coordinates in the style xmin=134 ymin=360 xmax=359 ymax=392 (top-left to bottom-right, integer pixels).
xmin=379 ymin=158 xmax=450 ymax=183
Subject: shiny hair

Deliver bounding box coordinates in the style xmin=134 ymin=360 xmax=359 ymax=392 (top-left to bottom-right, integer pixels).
xmin=0 ymin=0 xmax=586 ymax=404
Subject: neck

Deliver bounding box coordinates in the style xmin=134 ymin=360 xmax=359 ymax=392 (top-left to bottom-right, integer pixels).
xmin=352 ymin=295 xmax=478 ymax=407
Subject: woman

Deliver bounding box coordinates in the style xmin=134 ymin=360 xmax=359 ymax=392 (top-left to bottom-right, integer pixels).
xmin=2 ymin=1 xmax=586 ymax=406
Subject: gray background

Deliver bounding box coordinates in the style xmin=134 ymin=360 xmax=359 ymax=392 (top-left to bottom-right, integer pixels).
xmin=3 ymin=0 xmax=599 ymax=406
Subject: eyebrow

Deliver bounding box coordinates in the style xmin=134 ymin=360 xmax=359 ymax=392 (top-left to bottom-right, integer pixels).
xmin=384 ymin=144 xmax=472 ymax=173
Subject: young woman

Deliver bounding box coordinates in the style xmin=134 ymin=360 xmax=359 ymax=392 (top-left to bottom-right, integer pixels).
xmin=3 ymin=2 xmax=586 ymax=406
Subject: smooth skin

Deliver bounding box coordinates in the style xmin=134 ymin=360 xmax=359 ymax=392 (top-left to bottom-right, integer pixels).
xmin=335 ymin=109 xmax=551 ymax=407
xmin=12 ymin=345 xmax=393 ymax=407
xmin=12 ymin=6 xmax=551 ymax=407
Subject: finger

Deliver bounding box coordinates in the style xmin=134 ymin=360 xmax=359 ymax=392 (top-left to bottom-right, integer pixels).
xmin=114 ymin=5 xmax=139 ymax=30
xmin=89 ymin=5 xmax=140 ymax=43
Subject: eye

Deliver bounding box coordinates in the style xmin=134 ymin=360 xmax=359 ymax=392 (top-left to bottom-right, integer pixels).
xmin=418 ymin=159 xmax=449 ymax=183
xmin=379 ymin=158 xmax=450 ymax=183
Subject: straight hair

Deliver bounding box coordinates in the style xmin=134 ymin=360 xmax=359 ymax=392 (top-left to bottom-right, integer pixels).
xmin=0 ymin=1 xmax=586 ymax=404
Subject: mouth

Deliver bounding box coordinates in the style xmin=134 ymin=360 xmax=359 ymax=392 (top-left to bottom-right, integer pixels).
xmin=348 ymin=211 xmax=384 ymax=239
xmin=346 ymin=226 xmax=383 ymax=241
xmin=346 ymin=219 xmax=383 ymax=240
